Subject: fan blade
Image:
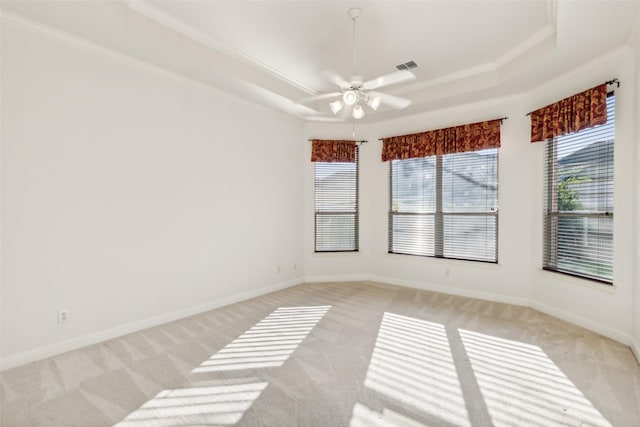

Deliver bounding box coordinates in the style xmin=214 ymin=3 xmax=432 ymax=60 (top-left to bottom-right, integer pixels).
xmin=370 ymin=91 xmax=412 ymax=110
xmin=363 ymin=70 xmax=415 ymax=90
xmin=300 ymin=92 xmax=342 ymax=103
xmin=322 ymin=70 xmax=350 ymax=89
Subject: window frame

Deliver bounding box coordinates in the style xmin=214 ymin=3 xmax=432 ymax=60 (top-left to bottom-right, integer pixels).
xmin=542 ymin=95 xmax=615 ymax=285
xmin=388 ymin=149 xmax=499 ymax=264
xmin=313 ymin=146 xmax=359 ymax=253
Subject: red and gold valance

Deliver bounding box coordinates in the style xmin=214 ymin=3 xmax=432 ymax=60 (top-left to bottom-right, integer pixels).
xmin=311 ymin=139 xmax=356 ymax=162
xmin=381 ymin=119 xmax=501 ymax=162
xmin=530 ymin=83 xmax=607 ymax=143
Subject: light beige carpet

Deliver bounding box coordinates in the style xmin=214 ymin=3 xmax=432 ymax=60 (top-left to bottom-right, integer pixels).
xmin=1 ymin=281 xmax=639 ymax=426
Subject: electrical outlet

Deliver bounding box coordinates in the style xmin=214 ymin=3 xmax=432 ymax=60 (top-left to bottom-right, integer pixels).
xmin=276 ymin=265 xmax=281 ymax=274
xmin=58 ymin=309 xmax=70 ymax=324
xmin=293 ymin=263 xmax=297 ymax=270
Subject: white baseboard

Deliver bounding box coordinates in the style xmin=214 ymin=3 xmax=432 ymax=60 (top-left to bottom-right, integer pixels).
xmin=369 ymin=274 xmax=530 ymax=307
xmin=0 ymin=277 xmax=303 ymax=371
xmin=529 ymin=299 xmax=632 ymax=346
xmin=304 ymin=274 xmax=371 ymax=283
xmin=3 ymin=275 xmax=636 ymax=371
xmin=372 ymin=275 xmax=636 ymax=352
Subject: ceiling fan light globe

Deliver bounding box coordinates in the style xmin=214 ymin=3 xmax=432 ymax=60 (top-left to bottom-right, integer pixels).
xmin=343 ymin=90 xmax=357 ymax=106
xmin=367 ymin=96 xmax=381 ymax=110
xmin=329 ymin=100 xmax=344 ymax=115
xmin=352 ymin=104 xmax=365 ymax=119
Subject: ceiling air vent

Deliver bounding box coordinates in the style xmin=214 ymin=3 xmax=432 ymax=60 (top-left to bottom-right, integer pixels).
xmin=396 ymin=60 xmax=418 ymax=71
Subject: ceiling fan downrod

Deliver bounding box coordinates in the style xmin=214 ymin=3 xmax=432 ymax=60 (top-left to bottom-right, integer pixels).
xmin=342 ymin=7 xmax=365 ymax=118
xmin=348 ymin=7 xmax=361 ymax=79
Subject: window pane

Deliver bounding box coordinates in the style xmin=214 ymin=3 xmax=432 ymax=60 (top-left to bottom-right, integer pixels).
xmin=315 ymin=162 xmax=357 ymax=212
xmin=390 ymin=214 xmax=435 ymax=256
xmin=391 ymin=157 xmax=436 ymax=213
xmin=443 ymin=214 xmax=497 ymax=262
xmin=443 ymin=149 xmax=498 ymax=213
xmin=556 ymin=140 xmax=613 ymax=213
xmin=315 ymin=213 xmax=357 ymax=251
xmin=554 ymin=216 xmax=613 ymax=281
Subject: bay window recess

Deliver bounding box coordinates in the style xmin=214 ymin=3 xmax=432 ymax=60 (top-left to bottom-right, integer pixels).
xmin=529 ymin=82 xmax=615 ymax=284
xmin=541 ymin=94 xmax=615 ymax=283
xmin=383 ymin=119 xmax=502 ymax=263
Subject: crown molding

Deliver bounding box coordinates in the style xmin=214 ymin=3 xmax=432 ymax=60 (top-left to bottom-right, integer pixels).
xmin=0 ymin=10 xmax=224 ymax=95
xmin=0 ymin=8 xmax=312 ymax=124
xmin=394 ymin=62 xmax=497 ymax=95
xmin=372 ymin=91 xmax=528 ymax=128
xmin=392 ymin=0 xmax=557 ymax=97
xmin=494 ymin=25 xmax=556 ymax=68
xmin=546 ymin=0 xmax=558 ymax=32
xmin=523 ymin=45 xmax=630 ymax=112
xmin=124 ymin=0 xmax=315 ymax=96
xmin=627 ymin=9 xmax=640 ymax=48
xmin=632 ymin=339 xmax=640 ymax=366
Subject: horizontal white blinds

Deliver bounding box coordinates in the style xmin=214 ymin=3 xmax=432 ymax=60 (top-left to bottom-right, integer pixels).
xmin=390 ymin=148 xmax=498 ymax=262
xmin=314 ymin=148 xmax=359 ymax=252
xmin=543 ymin=95 xmax=615 ymax=283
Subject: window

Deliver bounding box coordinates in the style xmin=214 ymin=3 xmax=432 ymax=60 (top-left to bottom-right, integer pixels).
xmin=314 ymin=146 xmax=359 ymax=251
xmin=389 ymin=148 xmax=498 ymax=262
xmin=543 ymin=95 xmax=615 ymax=283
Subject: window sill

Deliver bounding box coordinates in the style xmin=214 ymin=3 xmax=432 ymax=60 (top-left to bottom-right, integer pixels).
xmin=385 ymin=252 xmax=501 ymax=269
xmin=538 ymin=268 xmax=617 ymax=293
xmin=313 ymin=251 xmax=360 ymax=257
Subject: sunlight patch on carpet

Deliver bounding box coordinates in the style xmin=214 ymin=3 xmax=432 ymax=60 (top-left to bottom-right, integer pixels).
xmin=459 ymin=329 xmax=613 ymax=427
xmin=194 ymin=305 xmax=330 ymax=372
xmin=358 ymin=312 xmax=471 ymax=426
xmin=116 ymin=305 xmax=330 ymax=425
xmin=114 ymin=379 xmax=267 ymax=426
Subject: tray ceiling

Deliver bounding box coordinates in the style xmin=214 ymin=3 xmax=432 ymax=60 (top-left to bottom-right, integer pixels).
xmin=2 ymin=0 xmax=639 ymax=122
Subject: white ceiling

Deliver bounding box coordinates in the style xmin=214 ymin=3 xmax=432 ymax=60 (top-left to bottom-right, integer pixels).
xmin=2 ymin=1 xmax=640 ymax=122
xmin=139 ymin=1 xmax=549 ymax=91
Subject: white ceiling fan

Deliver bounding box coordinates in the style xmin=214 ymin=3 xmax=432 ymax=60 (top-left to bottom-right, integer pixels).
xmin=305 ymin=7 xmax=415 ymax=120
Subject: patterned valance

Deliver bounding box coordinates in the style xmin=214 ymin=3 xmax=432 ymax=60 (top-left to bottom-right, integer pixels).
xmin=530 ymin=83 xmax=607 ymax=143
xmin=381 ymin=119 xmax=501 ymax=161
xmin=311 ymin=140 xmax=357 ymax=162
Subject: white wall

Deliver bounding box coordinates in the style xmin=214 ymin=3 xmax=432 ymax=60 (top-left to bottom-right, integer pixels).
xmin=304 ymin=47 xmax=638 ymax=348
xmin=1 ymin=20 xmax=305 ymax=366
xmin=632 ymin=25 xmax=640 ymax=357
